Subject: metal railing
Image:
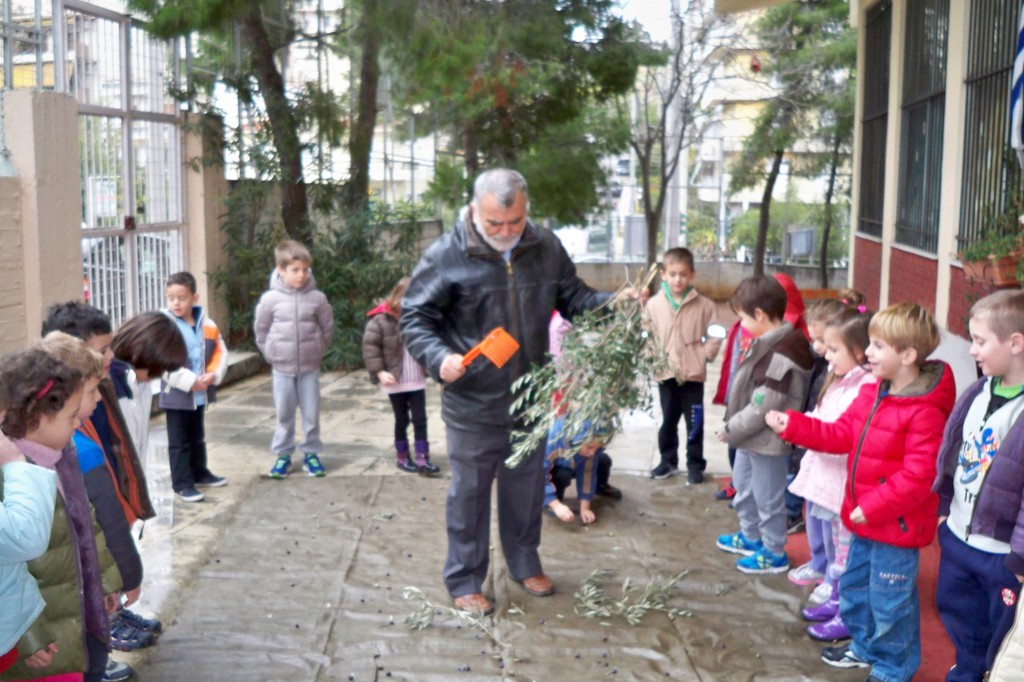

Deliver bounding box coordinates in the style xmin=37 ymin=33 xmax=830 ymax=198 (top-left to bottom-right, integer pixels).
xmin=957 ymin=0 xmax=1023 ymax=252
xmin=895 ymin=0 xmax=949 ymax=254
xmin=857 ymin=0 xmax=891 ymax=239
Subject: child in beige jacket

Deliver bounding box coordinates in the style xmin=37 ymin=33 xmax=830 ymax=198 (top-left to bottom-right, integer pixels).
xmin=645 ymin=248 xmax=722 ymax=483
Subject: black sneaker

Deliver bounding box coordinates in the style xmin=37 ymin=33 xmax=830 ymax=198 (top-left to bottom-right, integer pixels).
xmin=686 ymin=471 xmax=704 ymax=485
xmin=650 ymin=463 xmax=680 ymax=480
xmin=416 ymin=459 xmax=441 ymax=476
xmin=821 ymin=644 xmax=869 ymax=669
xmin=194 ymin=472 xmax=227 ymax=488
xmin=786 ymin=515 xmax=806 ymax=535
xmin=173 ymin=486 xmax=204 ymax=502
xmin=597 ymin=484 xmax=622 ymax=500
xmin=396 ymin=459 xmax=419 ymax=473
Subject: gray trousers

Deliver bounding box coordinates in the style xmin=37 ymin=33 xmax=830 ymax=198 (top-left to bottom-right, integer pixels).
xmin=443 ymin=425 xmax=546 ymax=598
xmin=732 ymin=447 xmax=789 ymax=554
xmin=270 ymin=369 xmax=323 ymax=456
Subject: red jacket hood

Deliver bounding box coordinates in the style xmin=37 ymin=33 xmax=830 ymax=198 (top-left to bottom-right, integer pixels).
xmin=367 ymin=302 xmax=395 ymax=318
xmin=773 ymin=273 xmax=809 ymax=340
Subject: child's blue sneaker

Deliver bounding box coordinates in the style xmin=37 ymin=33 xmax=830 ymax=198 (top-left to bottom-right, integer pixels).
xmin=269 ymin=455 xmax=291 ymax=479
xmin=303 ymin=453 xmax=326 ymax=477
xmin=736 ymin=546 xmax=790 ymax=574
xmin=716 ymin=531 xmax=763 ymax=556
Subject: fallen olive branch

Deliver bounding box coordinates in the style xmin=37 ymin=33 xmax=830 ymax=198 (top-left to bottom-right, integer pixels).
xmin=402 ymin=587 xmax=520 ymax=648
xmin=572 ymin=569 xmax=694 ymax=626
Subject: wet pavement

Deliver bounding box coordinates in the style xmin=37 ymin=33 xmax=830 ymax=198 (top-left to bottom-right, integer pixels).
xmin=119 ymin=326 xmax=871 ymax=681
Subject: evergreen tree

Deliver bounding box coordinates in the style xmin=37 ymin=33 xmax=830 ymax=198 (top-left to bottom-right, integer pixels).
xmin=381 ymin=0 xmax=643 ymax=221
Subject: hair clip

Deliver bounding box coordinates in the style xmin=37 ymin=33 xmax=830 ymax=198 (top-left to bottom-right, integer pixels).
xmin=857 ymin=305 xmax=867 ymax=314
xmin=34 ymin=379 xmax=55 ymax=400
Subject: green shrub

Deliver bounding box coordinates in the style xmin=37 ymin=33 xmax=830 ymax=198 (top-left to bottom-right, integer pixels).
xmin=211 ymin=182 xmax=424 ymax=370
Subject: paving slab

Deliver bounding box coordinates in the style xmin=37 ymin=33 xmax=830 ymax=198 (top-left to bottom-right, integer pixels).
xmin=116 ymin=304 xmax=850 ymax=680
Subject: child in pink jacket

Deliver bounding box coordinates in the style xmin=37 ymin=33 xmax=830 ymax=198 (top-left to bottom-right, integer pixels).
xmin=787 ymin=306 xmax=875 ymax=642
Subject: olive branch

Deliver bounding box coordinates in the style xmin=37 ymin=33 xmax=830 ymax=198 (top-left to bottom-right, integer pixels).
xmin=505 ymin=265 xmax=667 ymax=469
xmin=572 ymin=569 xmax=694 ymax=626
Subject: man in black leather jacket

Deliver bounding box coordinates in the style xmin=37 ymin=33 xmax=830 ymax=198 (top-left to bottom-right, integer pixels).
xmin=400 ymin=168 xmax=616 ymax=615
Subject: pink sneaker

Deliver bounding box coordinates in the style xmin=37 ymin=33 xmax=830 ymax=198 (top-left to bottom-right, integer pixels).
xmin=787 ymin=562 xmax=825 ymax=586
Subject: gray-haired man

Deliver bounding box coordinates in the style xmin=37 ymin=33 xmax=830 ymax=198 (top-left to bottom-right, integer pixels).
xmin=400 ymin=168 xmax=620 ymax=614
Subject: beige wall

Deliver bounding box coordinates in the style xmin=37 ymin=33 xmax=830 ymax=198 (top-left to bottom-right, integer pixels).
xmin=0 ymin=176 xmax=25 ymax=352
xmin=184 ymin=113 xmax=230 ymax=330
xmin=1 ymin=90 xmax=83 ymax=354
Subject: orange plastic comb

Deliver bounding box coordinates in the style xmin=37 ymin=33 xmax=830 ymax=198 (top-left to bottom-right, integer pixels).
xmin=461 ymin=327 xmax=520 ymax=368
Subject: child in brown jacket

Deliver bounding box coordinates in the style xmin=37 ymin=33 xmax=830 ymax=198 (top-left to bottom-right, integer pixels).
xmin=362 ymin=278 xmax=439 ymax=475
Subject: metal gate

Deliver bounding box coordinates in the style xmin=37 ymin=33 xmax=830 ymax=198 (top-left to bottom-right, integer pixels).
xmin=59 ymin=0 xmax=185 ymax=327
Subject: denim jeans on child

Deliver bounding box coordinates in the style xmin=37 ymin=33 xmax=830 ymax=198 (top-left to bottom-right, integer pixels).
xmin=840 ymin=535 xmax=921 ymax=682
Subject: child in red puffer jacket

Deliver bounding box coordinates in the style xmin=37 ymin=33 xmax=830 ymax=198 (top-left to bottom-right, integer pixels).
xmin=767 ymin=302 xmax=955 ymax=682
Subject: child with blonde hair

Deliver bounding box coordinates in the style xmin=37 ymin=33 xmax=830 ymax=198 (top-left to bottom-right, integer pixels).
xmin=768 ymin=303 xmax=955 ymax=681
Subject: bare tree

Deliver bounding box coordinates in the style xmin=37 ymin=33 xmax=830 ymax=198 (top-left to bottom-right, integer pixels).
xmin=628 ymin=0 xmax=735 ymax=272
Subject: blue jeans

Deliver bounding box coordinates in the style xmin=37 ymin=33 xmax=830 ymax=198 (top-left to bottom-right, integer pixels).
xmin=840 ymin=536 xmax=921 ymax=682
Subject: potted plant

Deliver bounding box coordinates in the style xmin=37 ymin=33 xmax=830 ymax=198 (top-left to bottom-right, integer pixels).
xmin=959 ymin=191 xmax=1024 ymax=286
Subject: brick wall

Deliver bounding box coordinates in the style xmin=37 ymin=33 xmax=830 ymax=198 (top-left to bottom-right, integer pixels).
xmin=947 ymin=265 xmax=1010 ymax=338
xmin=888 ymin=248 xmax=938 ymax=312
xmin=853 ymin=237 xmax=882 ymax=311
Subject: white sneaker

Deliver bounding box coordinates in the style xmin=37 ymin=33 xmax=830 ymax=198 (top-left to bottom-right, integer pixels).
xmin=787 ymin=562 xmax=825 ymax=586
xmin=104 ymin=659 xmax=134 ymax=681
xmin=807 ymin=580 xmax=833 ymax=605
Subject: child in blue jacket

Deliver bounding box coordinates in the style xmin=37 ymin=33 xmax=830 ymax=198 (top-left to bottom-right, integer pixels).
xmin=543 ymin=418 xmax=618 ymax=525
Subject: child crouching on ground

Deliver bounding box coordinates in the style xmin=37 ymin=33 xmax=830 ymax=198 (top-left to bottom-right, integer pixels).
xmin=768 ymin=302 xmax=955 ymax=682
xmin=715 ymin=276 xmax=814 ymax=574
xmin=543 ymin=417 xmax=617 ymax=525
xmin=933 ymin=290 xmax=1024 ymax=682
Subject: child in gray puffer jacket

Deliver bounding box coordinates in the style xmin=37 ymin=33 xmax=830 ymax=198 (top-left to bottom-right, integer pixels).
xmin=254 ymin=240 xmax=334 ymax=479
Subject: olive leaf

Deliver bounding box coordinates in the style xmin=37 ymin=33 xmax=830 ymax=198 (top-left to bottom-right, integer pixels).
xmin=572 ymin=569 xmax=694 ymax=626
xmin=505 ymin=265 xmax=669 ymax=469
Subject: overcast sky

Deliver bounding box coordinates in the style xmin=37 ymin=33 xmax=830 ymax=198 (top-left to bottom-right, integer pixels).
xmin=618 ymin=0 xmax=672 ymax=42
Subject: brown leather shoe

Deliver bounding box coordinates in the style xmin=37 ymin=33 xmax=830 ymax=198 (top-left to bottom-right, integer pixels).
xmin=452 ymin=593 xmax=494 ymax=616
xmin=517 ymin=573 xmax=555 ymax=597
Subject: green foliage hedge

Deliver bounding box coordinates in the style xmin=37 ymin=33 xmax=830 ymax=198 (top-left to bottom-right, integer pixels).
xmin=211 ymin=182 xmax=423 ymax=370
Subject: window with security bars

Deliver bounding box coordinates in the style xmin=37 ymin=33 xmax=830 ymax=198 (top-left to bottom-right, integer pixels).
xmin=857 ymin=0 xmax=891 ymax=239
xmin=895 ymin=0 xmax=949 ymax=253
xmin=957 ymin=0 xmax=1023 ymax=253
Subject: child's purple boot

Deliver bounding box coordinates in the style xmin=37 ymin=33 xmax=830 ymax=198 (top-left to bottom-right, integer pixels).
xmin=414 ymin=440 xmax=440 ymax=475
xmin=396 ymin=441 xmax=418 ymax=473
xmin=802 ymin=581 xmax=840 ymax=622
xmin=807 ymin=613 xmax=850 ymax=642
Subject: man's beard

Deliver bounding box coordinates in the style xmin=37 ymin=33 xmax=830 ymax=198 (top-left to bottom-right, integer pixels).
xmin=476 ymin=223 xmax=521 ymax=252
